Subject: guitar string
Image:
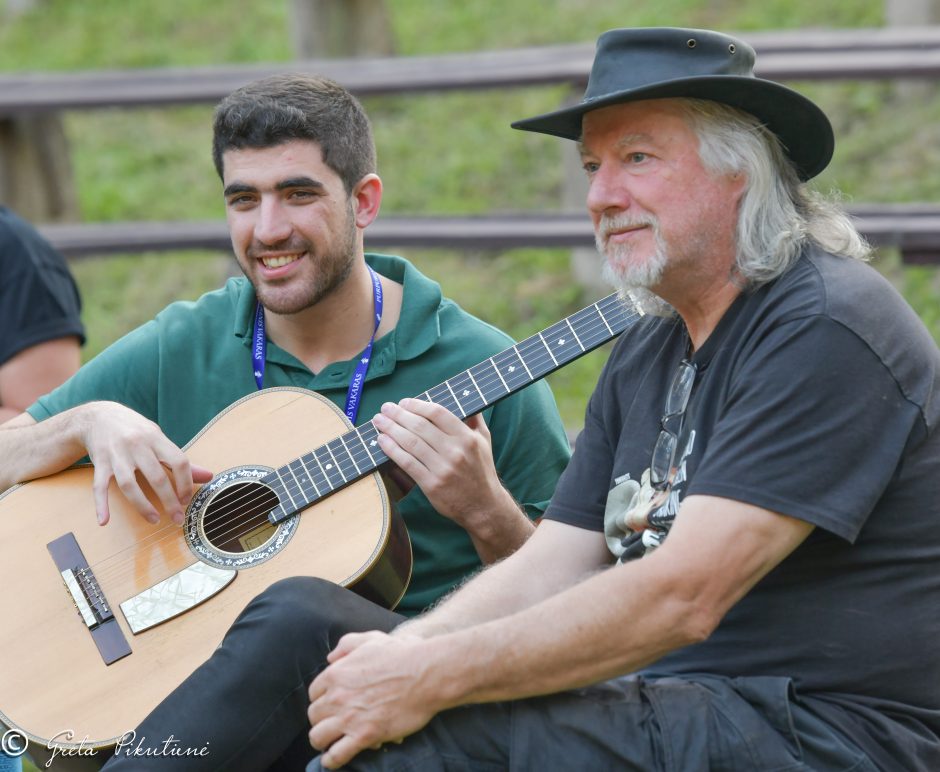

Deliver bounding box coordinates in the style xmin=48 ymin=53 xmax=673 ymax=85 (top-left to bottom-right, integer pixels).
xmin=87 ymin=303 xmax=637 ymax=584
xmin=169 ymin=302 xmax=640 ymax=551
xmin=87 ymin=303 xmax=637 ymax=585
xmin=88 ymin=302 xmax=637 ymax=585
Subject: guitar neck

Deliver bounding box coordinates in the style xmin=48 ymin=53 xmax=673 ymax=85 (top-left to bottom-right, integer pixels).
xmin=266 ymin=292 xmax=641 ymax=524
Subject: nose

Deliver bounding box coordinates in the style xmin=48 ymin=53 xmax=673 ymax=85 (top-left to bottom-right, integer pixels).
xmin=586 ymin=163 xmax=631 ymax=217
xmin=254 ymin=197 xmax=293 ymax=246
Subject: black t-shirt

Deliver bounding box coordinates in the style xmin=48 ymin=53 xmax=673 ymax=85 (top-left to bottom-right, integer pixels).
xmin=545 ymin=246 xmax=940 ymax=768
xmin=0 ymin=207 xmax=84 ymax=366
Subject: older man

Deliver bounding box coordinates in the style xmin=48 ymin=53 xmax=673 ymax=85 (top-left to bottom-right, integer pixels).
xmin=297 ymin=28 xmax=939 ymax=771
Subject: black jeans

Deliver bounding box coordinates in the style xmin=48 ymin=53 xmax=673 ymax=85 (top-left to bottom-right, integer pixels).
xmin=102 ymin=577 xmax=402 ymax=771
xmin=306 ymin=676 xmax=878 ymax=772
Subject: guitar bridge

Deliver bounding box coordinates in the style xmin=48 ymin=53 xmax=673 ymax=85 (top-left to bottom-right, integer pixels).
xmin=61 ymin=567 xmax=114 ymax=629
xmin=48 ymin=532 xmax=131 ymax=665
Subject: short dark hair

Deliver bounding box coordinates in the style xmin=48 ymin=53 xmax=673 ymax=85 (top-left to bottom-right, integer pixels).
xmin=212 ymin=74 xmax=376 ymax=194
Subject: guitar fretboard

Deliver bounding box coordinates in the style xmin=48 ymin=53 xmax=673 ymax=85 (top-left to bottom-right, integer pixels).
xmin=266 ymin=292 xmax=641 ymax=524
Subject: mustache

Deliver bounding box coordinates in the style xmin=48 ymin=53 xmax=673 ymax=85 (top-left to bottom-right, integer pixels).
xmin=596 ymin=214 xmax=658 ymax=241
xmin=246 ymin=238 xmax=312 ymax=259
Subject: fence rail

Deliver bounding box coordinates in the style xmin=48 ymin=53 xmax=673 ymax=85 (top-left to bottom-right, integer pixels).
xmin=9 ymin=26 xmax=940 ymax=265
xmin=1 ymin=27 xmax=940 ymax=115
xmin=38 ymin=204 xmax=940 ymax=263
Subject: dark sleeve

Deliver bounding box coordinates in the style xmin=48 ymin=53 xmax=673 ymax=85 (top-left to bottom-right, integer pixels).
xmin=688 ymin=315 xmax=923 ymax=541
xmin=0 ymin=219 xmax=84 ymax=364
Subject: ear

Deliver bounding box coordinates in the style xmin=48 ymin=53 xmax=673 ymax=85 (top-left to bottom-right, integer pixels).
xmin=351 ymin=173 xmax=383 ymax=229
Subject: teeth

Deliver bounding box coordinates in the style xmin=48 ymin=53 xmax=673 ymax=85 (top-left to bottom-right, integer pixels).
xmin=261 ymin=255 xmax=300 ymax=268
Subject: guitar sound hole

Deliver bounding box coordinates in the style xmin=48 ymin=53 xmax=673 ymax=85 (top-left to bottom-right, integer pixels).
xmin=201 ymin=481 xmax=280 ymax=554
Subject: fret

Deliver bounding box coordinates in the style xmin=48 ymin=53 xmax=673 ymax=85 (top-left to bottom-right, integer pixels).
xmin=339 ymin=434 xmax=362 ymax=476
xmin=325 ymin=440 xmax=352 ymax=484
xmin=285 ymin=461 xmax=308 ymax=504
xmin=538 ymin=331 xmax=559 ymax=366
xmin=275 ymin=469 xmax=300 ymax=510
xmin=516 ymin=335 xmax=553 ymax=380
xmin=264 ymin=476 xmax=291 ymax=521
xmin=357 ymin=423 xmax=388 ymax=467
xmin=595 ymin=301 xmax=614 ymax=336
xmin=423 ymin=382 xmax=458 ymax=415
xmin=471 ymin=359 xmax=509 ymax=405
xmin=491 ymin=347 xmax=532 ymax=391
xmin=564 ymin=318 xmax=586 ymax=352
xmin=490 ymin=356 xmax=509 ymax=393
xmin=466 ymin=368 xmax=483 ymax=402
xmin=515 ymin=343 xmax=535 ymax=380
xmin=447 ymin=370 xmax=486 ymax=415
xmin=314 ymin=446 xmax=344 ymax=491
xmin=541 ymin=319 xmax=584 ymax=366
xmin=444 ymin=380 xmax=466 ymax=418
xmin=356 ymin=423 xmax=379 ymax=466
xmin=298 ymin=455 xmax=323 ymax=498
xmin=567 ymin=304 xmax=606 ymax=350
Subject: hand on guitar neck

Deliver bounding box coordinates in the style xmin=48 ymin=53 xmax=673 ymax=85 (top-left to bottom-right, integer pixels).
xmin=373 ymin=398 xmax=534 ymax=564
xmin=0 ymin=400 xmax=213 ymax=526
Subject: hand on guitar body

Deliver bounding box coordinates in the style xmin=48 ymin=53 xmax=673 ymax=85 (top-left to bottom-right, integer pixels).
xmin=78 ymin=401 xmax=213 ymax=526
xmin=307 ymin=629 xmax=448 ymax=769
xmin=372 ymin=398 xmax=534 ymax=562
xmin=0 ymin=401 xmax=212 ymax=526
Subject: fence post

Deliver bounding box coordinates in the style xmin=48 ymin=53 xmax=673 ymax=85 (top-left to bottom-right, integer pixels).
xmin=0 ymin=114 xmax=79 ymax=223
xmin=560 ymin=89 xmax=606 ymax=294
xmin=289 ymin=0 xmax=395 ymax=59
xmin=885 ymin=0 xmax=940 ymax=24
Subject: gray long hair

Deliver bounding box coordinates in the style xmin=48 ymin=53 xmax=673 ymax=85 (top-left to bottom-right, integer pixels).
xmin=677 ymin=98 xmax=870 ymax=287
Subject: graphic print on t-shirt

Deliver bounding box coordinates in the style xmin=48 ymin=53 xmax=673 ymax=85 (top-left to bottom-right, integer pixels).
xmin=603 ymin=430 xmax=696 ymax=560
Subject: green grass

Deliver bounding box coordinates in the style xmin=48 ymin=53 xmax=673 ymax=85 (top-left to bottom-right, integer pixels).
xmin=1 ymin=0 xmax=938 ymax=426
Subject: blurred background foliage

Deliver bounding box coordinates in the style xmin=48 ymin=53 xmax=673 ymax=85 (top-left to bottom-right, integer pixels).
xmin=0 ymin=0 xmax=938 ymax=429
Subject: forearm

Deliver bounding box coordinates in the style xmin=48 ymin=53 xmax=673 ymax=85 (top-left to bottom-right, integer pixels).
xmin=396 ymin=548 xmax=545 ymax=639
xmin=418 ymin=497 xmax=816 ymax=708
xmin=0 ymin=405 xmax=93 ymax=491
xmin=423 ymin=551 xmax=703 ymax=707
xmin=398 ymin=520 xmax=609 ymax=639
xmin=460 ymin=486 xmax=534 ymax=563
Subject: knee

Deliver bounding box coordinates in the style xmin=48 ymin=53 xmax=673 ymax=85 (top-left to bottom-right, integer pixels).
xmin=229 ymin=577 xmax=351 ymax=658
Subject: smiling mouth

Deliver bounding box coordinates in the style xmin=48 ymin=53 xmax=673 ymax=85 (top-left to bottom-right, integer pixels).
xmin=259 ymin=254 xmax=302 ymax=269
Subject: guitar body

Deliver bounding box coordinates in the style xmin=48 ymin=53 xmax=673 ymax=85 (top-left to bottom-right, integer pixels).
xmin=0 ymin=388 xmax=411 ymax=750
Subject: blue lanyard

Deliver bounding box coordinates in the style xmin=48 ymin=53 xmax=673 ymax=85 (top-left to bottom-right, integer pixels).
xmin=252 ymin=266 xmax=384 ymax=424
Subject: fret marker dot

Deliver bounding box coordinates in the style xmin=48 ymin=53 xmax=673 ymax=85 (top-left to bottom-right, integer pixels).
xmin=507 ymin=366 xmax=516 ymax=373
xmin=370 ymin=440 xmax=377 ymax=446
xmin=462 ymin=389 xmax=470 ymax=397
xmin=325 ymin=463 xmax=333 ymax=470
xmin=558 ymin=338 xmax=566 ymax=345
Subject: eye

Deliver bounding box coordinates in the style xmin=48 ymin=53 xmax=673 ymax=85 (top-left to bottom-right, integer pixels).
xmin=628 ymin=152 xmax=649 ymax=164
xmin=288 ymin=189 xmax=319 ymax=202
xmin=226 ymin=194 xmax=256 ymax=208
xmin=582 ymin=161 xmax=600 ymax=175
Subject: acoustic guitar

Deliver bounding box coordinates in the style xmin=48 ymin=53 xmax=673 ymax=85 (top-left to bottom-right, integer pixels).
xmin=0 ymin=293 xmax=639 ymax=751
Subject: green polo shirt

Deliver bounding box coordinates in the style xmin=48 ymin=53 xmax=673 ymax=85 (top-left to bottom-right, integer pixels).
xmin=29 ymin=254 xmax=571 ymax=615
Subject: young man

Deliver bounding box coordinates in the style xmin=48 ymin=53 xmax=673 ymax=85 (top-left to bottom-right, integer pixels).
xmin=0 ymin=75 xmax=571 ymax=765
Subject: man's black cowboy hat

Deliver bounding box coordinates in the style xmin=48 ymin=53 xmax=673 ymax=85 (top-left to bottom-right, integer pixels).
xmin=511 ymin=27 xmax=834 ymax=181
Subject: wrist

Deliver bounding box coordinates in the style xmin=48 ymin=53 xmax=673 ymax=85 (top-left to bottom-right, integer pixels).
xmin=460 ymin=485 xmax=526 ymax=538
xmin=418 ymin=635 xmax=479 ymax=710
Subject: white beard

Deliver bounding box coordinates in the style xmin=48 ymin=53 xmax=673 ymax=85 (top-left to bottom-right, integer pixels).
xmin=596 ymin=214 xmax=675 ymax=317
